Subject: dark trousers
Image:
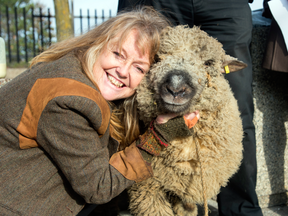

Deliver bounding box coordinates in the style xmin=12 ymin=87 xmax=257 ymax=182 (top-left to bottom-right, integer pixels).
xmin=119 ymin=1 xmax=262 ymax=215
xmin=76 ymin=204 xmax=97 ymax=216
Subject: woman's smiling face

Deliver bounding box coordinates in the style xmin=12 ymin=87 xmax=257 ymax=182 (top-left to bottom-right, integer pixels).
xmin=92 ymin=29 xmax=150 ymax=101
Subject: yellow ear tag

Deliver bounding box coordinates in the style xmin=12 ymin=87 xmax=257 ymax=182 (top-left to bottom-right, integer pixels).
xmin=224 ymin=65 xmax=230 ymax=74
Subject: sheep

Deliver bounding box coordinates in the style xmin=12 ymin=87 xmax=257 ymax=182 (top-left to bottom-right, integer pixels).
xmin=129 ymin=25 xmax=246 ymax=216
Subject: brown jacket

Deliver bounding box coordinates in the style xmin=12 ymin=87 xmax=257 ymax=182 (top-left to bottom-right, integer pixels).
xmin=0 ymin=54 xmax=152 ymax=215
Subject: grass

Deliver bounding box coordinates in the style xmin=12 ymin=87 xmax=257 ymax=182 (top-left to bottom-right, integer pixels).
xmin=7 ymin=61 xmax=30 ymax=68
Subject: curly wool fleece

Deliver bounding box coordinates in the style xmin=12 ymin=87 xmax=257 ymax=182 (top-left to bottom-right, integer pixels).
xmin=129 ymin=25 xmax=245 ymax=216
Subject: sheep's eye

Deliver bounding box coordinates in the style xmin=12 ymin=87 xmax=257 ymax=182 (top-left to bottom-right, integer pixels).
xmin=154 ymin=54 xmax=161 ymax=63
xmin=204 ymin=59 xmax=214 ymax=66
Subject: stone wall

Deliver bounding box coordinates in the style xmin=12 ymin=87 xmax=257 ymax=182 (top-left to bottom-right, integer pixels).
xmin=251 ymin=25 xmax=288 ymax=208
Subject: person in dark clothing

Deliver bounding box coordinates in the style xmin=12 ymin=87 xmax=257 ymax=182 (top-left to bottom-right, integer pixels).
xmin=118 ymin=1 xmax=263 ymax=216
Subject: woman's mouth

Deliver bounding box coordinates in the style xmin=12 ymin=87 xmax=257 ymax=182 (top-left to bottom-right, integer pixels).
xmin=107 ymin=74 xmax=124 ymax=88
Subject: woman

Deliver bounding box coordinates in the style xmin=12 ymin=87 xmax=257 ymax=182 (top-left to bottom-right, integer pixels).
xmin=0 ymin=7 xmax=198 ymax=215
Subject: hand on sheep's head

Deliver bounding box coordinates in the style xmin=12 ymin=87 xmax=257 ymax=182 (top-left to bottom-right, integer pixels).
xmin=136 ymin=111 xmax=199 ymax=164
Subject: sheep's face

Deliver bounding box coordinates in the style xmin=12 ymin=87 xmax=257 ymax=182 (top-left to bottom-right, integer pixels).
xmin=158 ymin=69 xmax=196 ymax=113
xmin=150 ymin=55 xmax=205 ymax=114
xmin=136 ymin=26 xmax=247 ymax=124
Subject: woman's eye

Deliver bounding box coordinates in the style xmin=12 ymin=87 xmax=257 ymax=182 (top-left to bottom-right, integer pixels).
xmin=136 ymin=67 xmax=145 ymax=74
xmin=113 ymin=52 xmax=121 ymax=57
xmin=113 ymin=52 xmax=125 ymax=60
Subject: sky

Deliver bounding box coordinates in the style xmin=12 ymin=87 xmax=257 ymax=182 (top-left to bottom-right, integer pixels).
xmin=33 ymin=0 xmax=264 ymax=36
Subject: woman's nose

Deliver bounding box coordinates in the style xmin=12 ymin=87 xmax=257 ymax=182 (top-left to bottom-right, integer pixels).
xmin=116 ymin=63 xmax=130 ymax=78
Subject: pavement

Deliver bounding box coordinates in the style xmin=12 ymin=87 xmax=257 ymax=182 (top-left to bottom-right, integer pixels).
xmin=200 ymin=200 xmax=288 ymax=216
xmin=3 ymin=67 xmax=27 ymax=79
xmin=119 ymin=199 xmax=288 ymax=216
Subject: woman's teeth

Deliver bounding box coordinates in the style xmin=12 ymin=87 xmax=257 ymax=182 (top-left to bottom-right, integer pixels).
xmin=107 ymin=74 xmax=124 ymax=87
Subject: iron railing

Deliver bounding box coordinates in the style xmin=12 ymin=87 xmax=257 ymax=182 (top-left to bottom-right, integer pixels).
xmin=0 ymin=6 xmax=112 ymax=63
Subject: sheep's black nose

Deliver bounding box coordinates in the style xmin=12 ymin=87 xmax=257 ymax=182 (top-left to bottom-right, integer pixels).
xmin=165 ymin=74 xmax=188 ymax=98
xmin=166 ymin=85 xmax=186 ymax=98
xmin=159 ymin=71 xmax=194 ymax=112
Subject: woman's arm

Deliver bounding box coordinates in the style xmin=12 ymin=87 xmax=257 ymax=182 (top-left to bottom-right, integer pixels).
xmin=37 ymin=95 xmax=136 ymax=204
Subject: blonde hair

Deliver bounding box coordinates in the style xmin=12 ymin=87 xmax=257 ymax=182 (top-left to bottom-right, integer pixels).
xmin=30 ymin=6 xmax=170 ymax=150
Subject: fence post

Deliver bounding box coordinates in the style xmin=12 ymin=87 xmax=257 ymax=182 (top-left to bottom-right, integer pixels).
xmin=95 ymin=9 xmax=97 ymax=26
xmin=48 ymin=8 xmax=52 ymax=45
xmin=6 ymin=6 xmax=11 ymax=63
xmin=23 ymin=7 xmax=28 ymax=63
xmin=14 ymin=7 xmax=20 ymax=63
xmin=87 ymin=9 xmax=90 ymax=31
xmin=80 ymin=9 xmax=83 ymax=34
xmin=39 ymin=8 xmax=44 ymax=52
xmin=31 ymin=7 xmax=36 ymax=57
xmin=0 ymin=37 xmax=6 ymax=78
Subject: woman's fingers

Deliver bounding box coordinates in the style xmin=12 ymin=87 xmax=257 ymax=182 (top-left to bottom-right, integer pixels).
xmin=155 ymin=111 xmax=200 ymax=125
xmin=155 ymin=113 xmax=178 ymax=124
xmin=184 ymin=110 xmax=200 ymax=121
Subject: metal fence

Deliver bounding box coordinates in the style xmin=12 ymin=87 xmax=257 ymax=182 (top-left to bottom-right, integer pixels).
xmin=0 ymin=6 xmax=112 ymax=64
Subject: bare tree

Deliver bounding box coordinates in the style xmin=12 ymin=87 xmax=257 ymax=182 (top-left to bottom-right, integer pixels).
xmin=53 ymin=0 xmax=73 ymax=41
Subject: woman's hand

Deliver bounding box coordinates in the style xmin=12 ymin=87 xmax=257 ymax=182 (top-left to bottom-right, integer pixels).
xmin=153 ymin=111 xmax=200 ymax=144
xmin=155 ymin=111 xmax=200 ymax=128
xmin=136 ymin=111 xmax=200 ymax=157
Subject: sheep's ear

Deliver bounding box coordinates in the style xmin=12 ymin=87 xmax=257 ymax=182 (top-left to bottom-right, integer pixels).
xmin=221 ymin=55 xmax=247 ymax=74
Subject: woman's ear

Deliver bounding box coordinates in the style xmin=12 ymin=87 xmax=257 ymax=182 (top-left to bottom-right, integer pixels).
xmin=222 ymin=55 xmax=248 ymax=74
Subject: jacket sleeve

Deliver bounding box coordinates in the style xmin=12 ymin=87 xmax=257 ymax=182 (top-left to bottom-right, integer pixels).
xmin=36 ymin=94 xmax=152 ymax=204
xmin=109 ymin=142 xmax=153 ymax=182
